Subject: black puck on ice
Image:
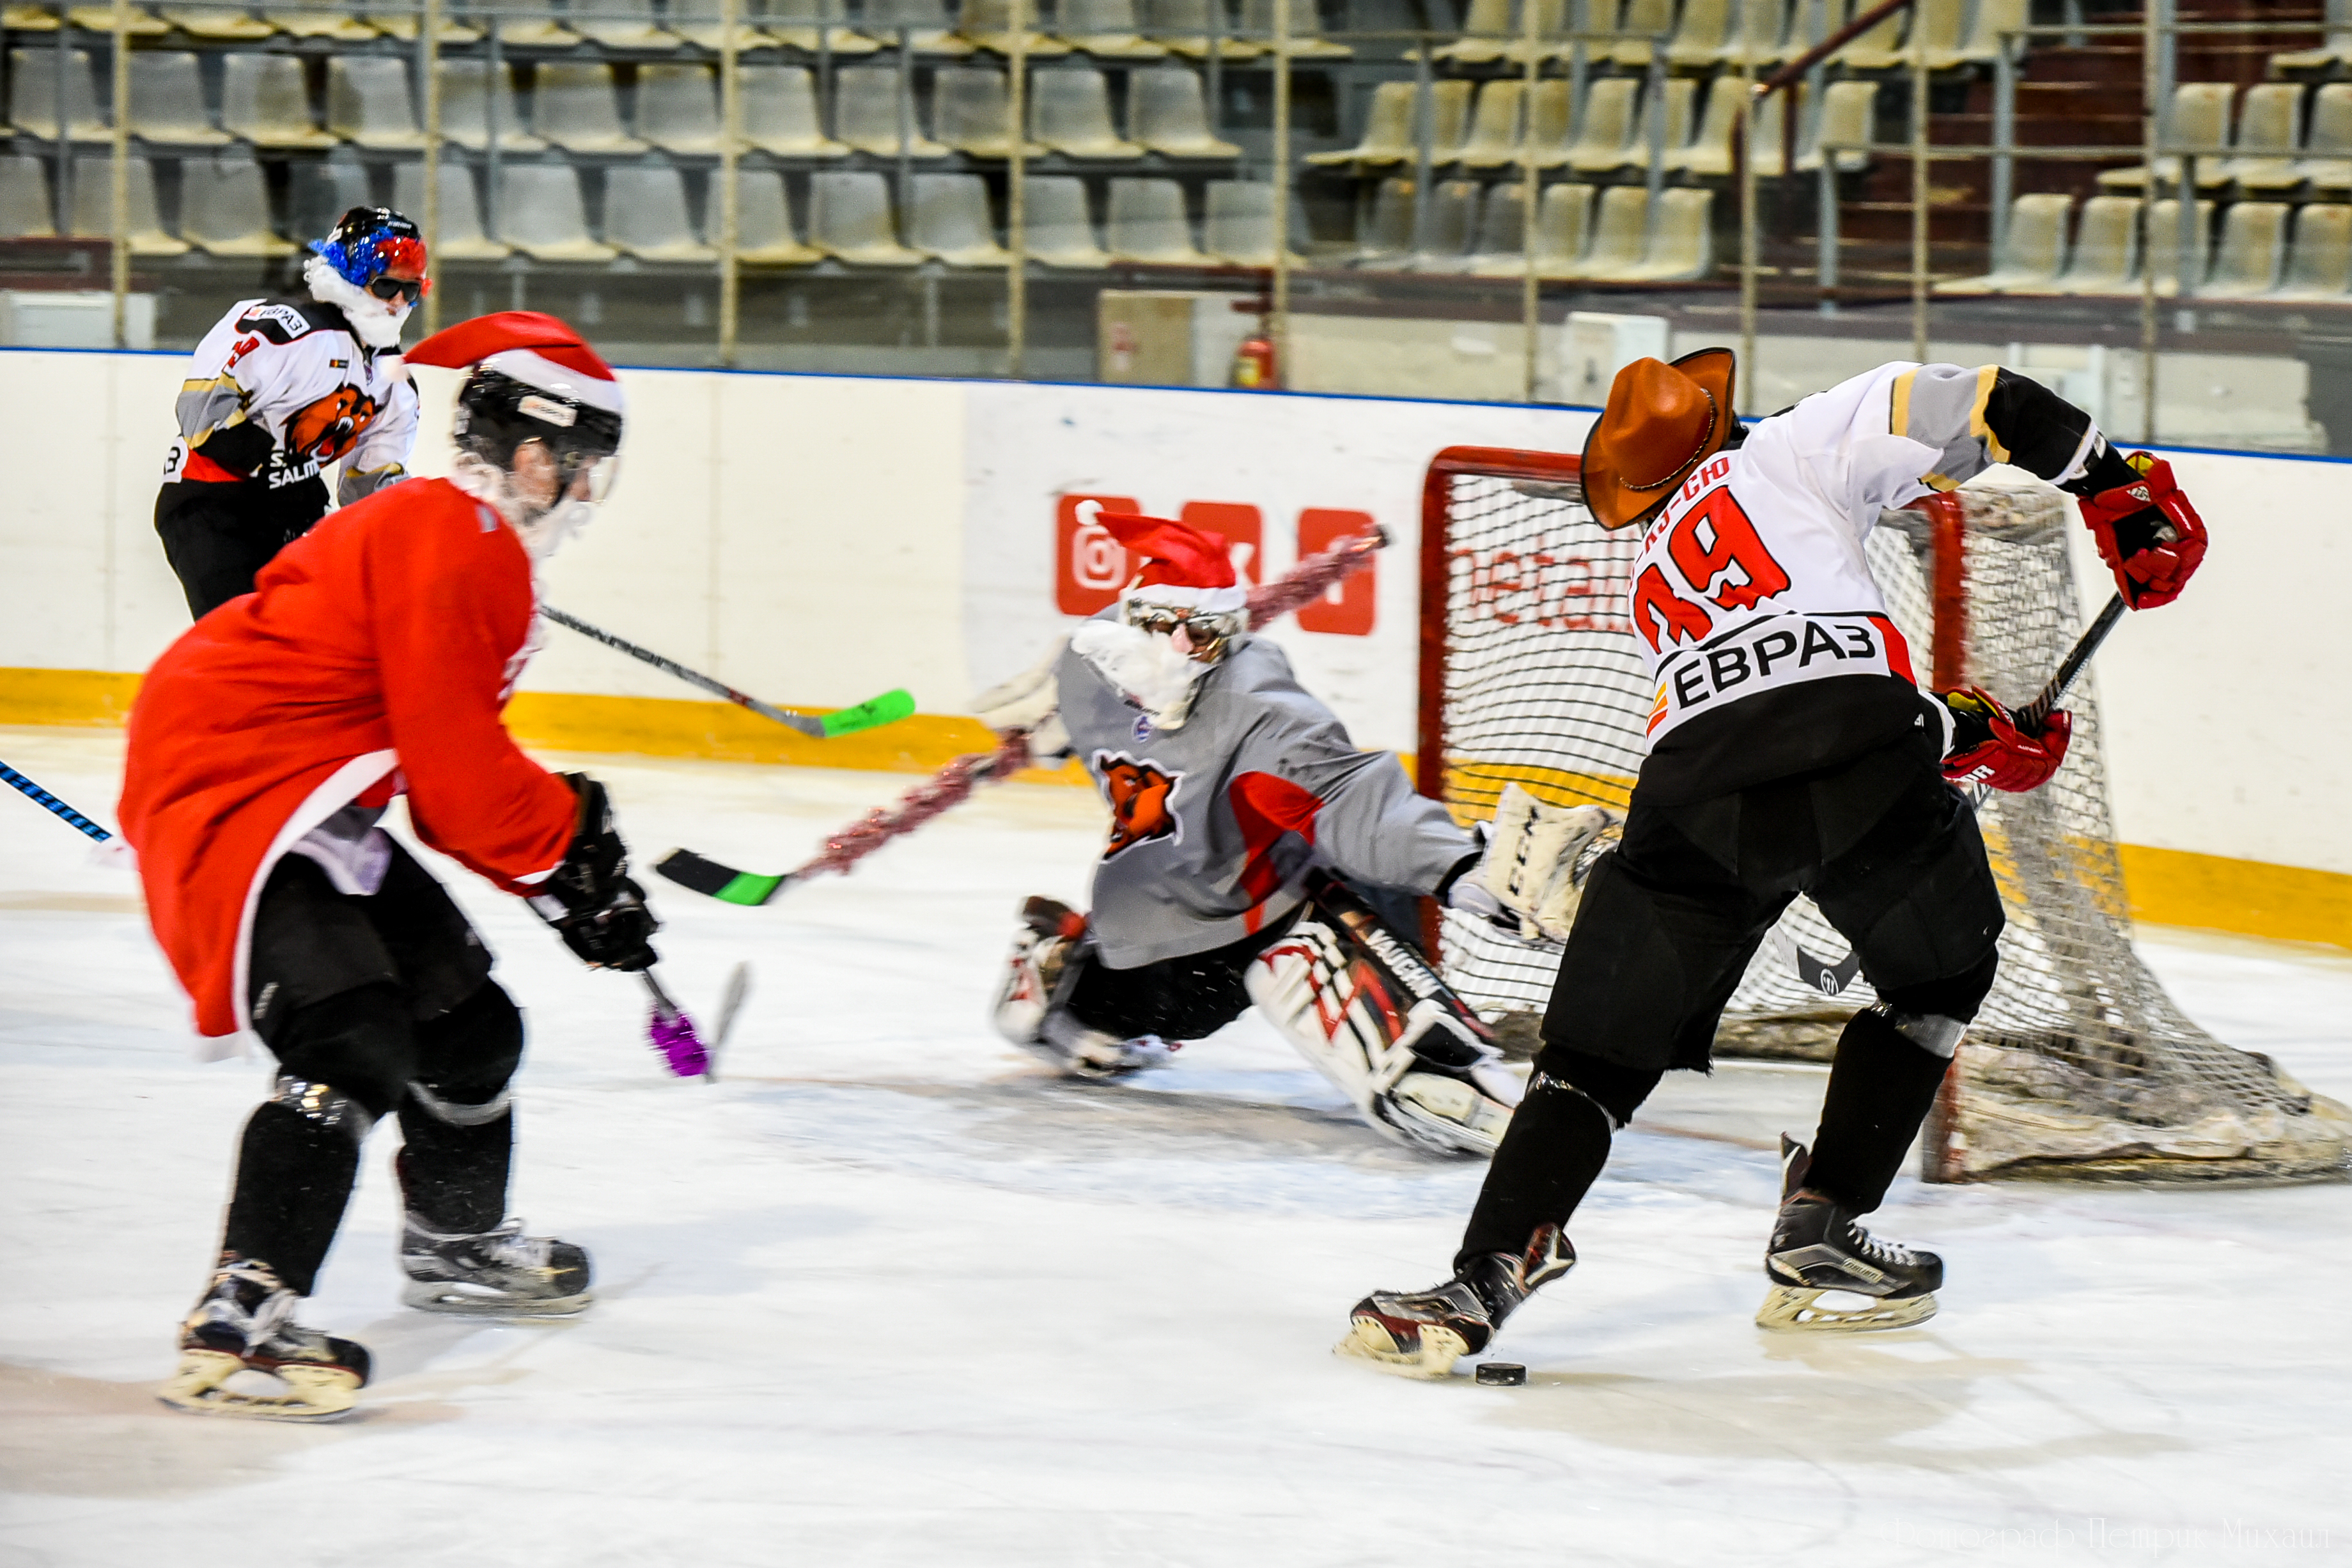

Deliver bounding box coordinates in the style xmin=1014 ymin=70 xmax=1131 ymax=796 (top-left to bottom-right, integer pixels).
xmin=1474 ymin=1362 xmax=1526 ymax=1386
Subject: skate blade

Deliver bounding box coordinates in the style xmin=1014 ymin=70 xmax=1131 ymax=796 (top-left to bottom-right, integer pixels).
xmin=401 ymin=1280 xmax=595 ymax=1317
xmin=157 ymin=1350 xmax=362 ymax=1422
xmin=1755 ymin=1284 xmax=1938 ymax=1333
xmin=1332 ymin=1317 xmax=1470 ymax=1379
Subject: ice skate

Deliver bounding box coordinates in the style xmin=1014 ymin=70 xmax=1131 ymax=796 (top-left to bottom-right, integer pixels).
xmin=1758 ymin=1137 xmax=1941 ymax=1332
xmin=1337 ymin=1225 xmax=1574 ymax=1379
xmin=400 ymin=1213 xmax=595 ymax=1316
xmin=1040 ymin=1012 xmax=1178 ymax=1078
xmin=158 ymin=1256 xmax=371 ymax=1422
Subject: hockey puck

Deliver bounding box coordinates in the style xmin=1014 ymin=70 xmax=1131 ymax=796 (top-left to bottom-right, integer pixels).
xmin=1473 ymin=1362 xmax=1526 ymax=1386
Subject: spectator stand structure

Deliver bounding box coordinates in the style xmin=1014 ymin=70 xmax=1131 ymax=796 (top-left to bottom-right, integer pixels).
xmin=3 ymin=0 xmax=2348 ymax=423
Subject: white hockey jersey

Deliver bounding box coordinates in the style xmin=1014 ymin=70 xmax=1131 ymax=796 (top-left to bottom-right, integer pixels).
xmin=1625 ymin=361 xmax=2088 ymax=800
xmin=160 ymin=298 xmax=419 ymax=507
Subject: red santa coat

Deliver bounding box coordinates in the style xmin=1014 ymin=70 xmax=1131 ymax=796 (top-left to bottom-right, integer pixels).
xmin=120 ymin=476 xmax=580 ymax=1047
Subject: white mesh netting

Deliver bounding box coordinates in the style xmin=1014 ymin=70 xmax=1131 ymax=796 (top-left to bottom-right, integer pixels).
xmin=1428 ymin=462 xmax=2351 ymax=1183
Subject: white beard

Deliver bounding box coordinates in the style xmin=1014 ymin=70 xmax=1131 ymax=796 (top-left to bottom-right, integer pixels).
xmin=304 ymin=254 xmax=412 ymax=348
xmin=449 ymin=454 xmax=594 ymax=562
xmin=1071 ymin=617 xmax=1215 ymax=730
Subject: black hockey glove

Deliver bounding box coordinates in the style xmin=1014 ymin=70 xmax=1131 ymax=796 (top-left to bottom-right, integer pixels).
xmin=527 ymin=774 xmax=659 ymax=972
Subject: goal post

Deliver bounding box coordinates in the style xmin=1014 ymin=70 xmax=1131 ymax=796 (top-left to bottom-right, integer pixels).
xmin=1417 ymin=444 xmax=2352 ymax=1184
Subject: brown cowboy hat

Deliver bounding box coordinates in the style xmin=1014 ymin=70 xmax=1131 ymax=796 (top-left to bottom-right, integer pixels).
xmin=1578 ymin=348 xmax=1737 ymax=531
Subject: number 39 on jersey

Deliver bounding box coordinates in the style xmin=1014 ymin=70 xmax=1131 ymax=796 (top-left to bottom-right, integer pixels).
xmin=1626 ymin=453 xmax=1915 ymax=741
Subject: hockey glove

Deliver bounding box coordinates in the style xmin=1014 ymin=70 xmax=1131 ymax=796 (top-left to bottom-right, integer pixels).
xmin=2075 ymin=453 xmax=2206 ymax=610
xmin=1936 ymin=688 xmax=2072 ymax=794
xmin=527 ymin=774 xmax=660 ymax=972
xmin=1458 ymin=783 xmax=1624 ymax=943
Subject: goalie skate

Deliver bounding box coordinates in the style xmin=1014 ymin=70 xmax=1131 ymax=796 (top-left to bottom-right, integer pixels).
xmin=1337 ymin=1225 xmax=1574 ymax=1379
xmin=158 ymin=1257 xmax=370 ymax=1423
xmin=400 ymin=1213 xmax=595 ymax=1316
xmin=1757 ymin=1137 xmax=1941 ymax=1333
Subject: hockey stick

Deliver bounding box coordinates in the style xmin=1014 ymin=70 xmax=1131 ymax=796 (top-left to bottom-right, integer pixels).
xmin=1 ymin=759 xmax=116 ymax=844
xmin=540 ymin=605 xmax=916 ymax=741
xmin=657 ymin=730 xmax=1032 ymax=905
xmin=2015 ymin=593 xmax=2126 ymax=734
xmin=654 ymin=527 xmax=1391 ymax=906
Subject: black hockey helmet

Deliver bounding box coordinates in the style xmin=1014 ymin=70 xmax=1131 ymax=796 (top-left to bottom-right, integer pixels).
xmin=406 ymin=311 xmax=624 ymax=495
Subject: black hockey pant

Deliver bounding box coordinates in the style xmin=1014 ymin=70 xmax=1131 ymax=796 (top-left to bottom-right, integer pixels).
xmin=155 ymin=476 xmax=329 ymax=619
xmin=1059 ymin=878 xmax=1426 ymax=1043
xmin=1459 ymin=729 xmax=2005 ymax=1264
xmin=220 ymin=846 xmax=523 ymax=1296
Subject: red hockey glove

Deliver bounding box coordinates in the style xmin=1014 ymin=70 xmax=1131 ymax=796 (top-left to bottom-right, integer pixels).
xmin=1937 ymin=689 xmax=2072 ymax=794
xmin=2076 ymin=453 xmax=2207 ymax=610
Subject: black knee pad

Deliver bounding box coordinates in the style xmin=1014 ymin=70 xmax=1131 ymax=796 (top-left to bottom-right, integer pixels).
xmin=411 ymin=981 xmax=524 ymax=1106
xmin=1528 ymin=1043 xmax=1665 ymax=1128
xmin=1878 ymin=945 xmax=2000 ymax=1027
xmin=268 ymin=981 xmax=418 ymax=1122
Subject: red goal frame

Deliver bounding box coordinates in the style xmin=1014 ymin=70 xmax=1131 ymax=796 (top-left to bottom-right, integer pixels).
xmin=1415 ymin=446 xmax=1587 ymax=807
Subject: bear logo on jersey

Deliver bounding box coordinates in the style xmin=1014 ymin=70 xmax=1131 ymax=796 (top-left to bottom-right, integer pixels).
xmin=286 ymin=385 xmax=383 ymax=464
xmin=1095 ymin=752 xmax=1181 ymax=859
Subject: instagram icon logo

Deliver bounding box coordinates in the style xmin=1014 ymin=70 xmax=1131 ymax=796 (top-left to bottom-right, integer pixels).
xmin=1055 ymin=494 xmax=1141 ymax=615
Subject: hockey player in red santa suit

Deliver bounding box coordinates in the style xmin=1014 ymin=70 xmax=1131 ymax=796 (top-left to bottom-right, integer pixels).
xmin=121 ymin=311 xmax=658 ymax=1421
xmin=974 ymin=511 xmax=1607 ymax=1156
xmin=1337 ymin=350 xmax=2208 ymax=1375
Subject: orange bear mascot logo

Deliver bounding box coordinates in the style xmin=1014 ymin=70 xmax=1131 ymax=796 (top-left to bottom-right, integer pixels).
xmin=286 ymin=385 xmax=382 ymax=463
xmin=1096 ymin=753 xmax=1181 ymax=859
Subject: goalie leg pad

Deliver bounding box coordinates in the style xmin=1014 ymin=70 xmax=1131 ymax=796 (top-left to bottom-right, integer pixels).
xmin=1245 ymin=919 xmax=1520 ymax=1156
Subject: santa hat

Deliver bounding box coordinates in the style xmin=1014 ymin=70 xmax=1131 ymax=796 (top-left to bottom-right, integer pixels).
xmin=1097 ymin=512 xmax=1248 ymax=615
xmin=405 ymin=310 xmax=625 ymax=416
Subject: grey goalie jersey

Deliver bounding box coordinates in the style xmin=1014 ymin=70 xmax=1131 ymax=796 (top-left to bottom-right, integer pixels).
xmin=1057 ymin=630 xmax=1476 ymax=970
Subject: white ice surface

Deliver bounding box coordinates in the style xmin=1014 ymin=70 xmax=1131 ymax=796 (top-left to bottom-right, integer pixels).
xmin=2 ymin=726 xmax=2348 ymax=1567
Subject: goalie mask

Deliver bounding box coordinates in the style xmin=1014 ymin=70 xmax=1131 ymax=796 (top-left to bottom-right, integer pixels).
xmin=406 ymin=311 xmax=625 ymax=559
xmin=1068 ymin=512 xmax=1247 ymax=731
xmin=304 ymin=206 xmax=430 ymax=350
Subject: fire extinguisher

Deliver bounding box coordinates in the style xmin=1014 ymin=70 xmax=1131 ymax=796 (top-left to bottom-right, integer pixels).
xmin=1230 ymin=329 xmax=1277 ymax=391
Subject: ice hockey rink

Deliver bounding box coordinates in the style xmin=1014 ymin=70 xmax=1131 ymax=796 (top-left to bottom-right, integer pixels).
xmin=3 ymin=723 xmax=2348 ymax=1567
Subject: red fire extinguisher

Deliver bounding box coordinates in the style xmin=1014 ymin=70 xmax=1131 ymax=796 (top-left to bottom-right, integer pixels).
xmin=1230 ymin=329 xmax=1278 ymax=391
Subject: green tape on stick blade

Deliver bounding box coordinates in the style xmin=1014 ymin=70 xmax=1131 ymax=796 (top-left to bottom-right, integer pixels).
xmin=818 ymin=688 xmax=917 ymax=739
xmin=656 ymin=850 xmax=789 ymax=906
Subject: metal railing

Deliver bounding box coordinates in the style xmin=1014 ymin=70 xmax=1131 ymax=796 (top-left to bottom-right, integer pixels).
xmin=16 ymin=0 xmax=2340 ymax=424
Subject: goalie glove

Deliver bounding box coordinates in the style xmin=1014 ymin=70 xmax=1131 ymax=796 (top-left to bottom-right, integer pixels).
xmin=969 ymin=635 xmax=1071 ymax=759
xmin=1936 ymin=688 xmax=2072 ymax=794
xmin=526 ymin=774 xmax=660 ymax=972
xmin=2073 ymin=451 xmax=2207 ymax=610
xmin=1459 ymin=782 xmax=1624 ymax=944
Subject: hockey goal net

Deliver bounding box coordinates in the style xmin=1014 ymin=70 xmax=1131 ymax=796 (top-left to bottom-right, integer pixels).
xmin=1418 ymin=446 xmax=2352 ymax=1183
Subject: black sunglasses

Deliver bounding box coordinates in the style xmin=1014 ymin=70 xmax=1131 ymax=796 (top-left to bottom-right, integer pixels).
xmin=367 ymin=274 xmax=424 ymax=305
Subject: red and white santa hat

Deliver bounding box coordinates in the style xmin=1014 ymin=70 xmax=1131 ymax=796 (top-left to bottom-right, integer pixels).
xmin=1096 ymin=511 xmax=1248 ymax=615
xmin=405 ymin=309 xmax=625 ymax=415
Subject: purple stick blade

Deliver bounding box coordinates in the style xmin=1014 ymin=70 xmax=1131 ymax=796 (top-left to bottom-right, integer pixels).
xmin=648 ymin=1007 xmax=711 ymax=1078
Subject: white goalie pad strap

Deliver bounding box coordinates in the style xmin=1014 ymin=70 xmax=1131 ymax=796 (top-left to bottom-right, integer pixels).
xmin=1482 ymin=783 xmax=1625 ymax=944
xmin=1244 ymin=920 xmax=1442 ymax=1111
